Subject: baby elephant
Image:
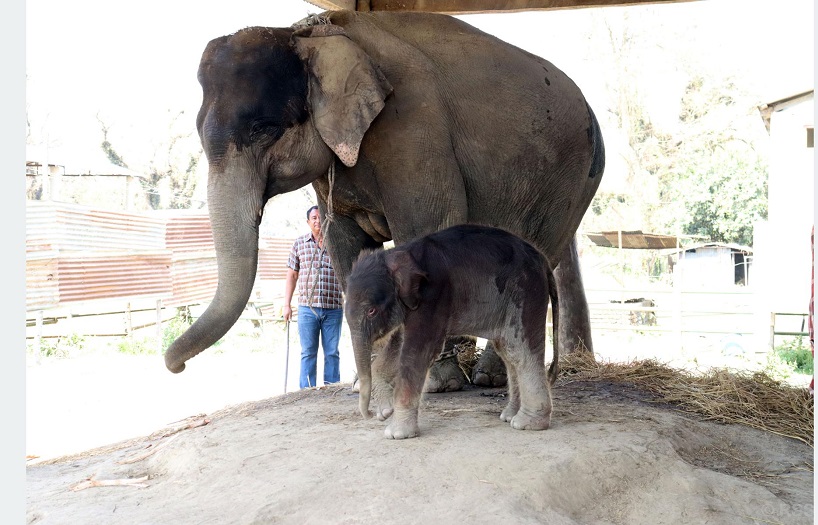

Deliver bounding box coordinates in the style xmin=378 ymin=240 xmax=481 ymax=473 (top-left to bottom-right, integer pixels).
xmin=345 ymin=224 xmax=559 ymax=439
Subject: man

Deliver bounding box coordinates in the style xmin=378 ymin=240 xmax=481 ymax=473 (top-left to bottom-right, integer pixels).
xmin=283 ymin=206 xmax=344 ymax=388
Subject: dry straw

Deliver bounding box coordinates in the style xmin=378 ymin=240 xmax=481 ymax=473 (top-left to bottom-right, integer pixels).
xmin=558 ymin=352 xmax=814 ymax=447
xmin=456 ymin=347 xmax=813 ymax=446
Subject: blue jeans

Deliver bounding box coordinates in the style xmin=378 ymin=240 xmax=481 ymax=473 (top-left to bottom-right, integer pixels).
xmin=297 ymin=306 xmax=343 ymax=388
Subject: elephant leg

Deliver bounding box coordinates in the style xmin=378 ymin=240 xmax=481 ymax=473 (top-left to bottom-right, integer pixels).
xmin=471 ymin=340 xmax=508 ymax=387
xmin=371 ymin=331 xmax=402 ymax=421
xmin=495 ymin=341 xmax=521 ymax=422
xmin=554 ymin=237 xmax=594 ymax=355
xmin=371 ymin=370 xmax=395 ymax=421
xmin=424 ymin=336 xmax=469 ymax=393
xmin=386 ymin=330 xmax=444 ymax=439
xmin=353 ymin=366 xmax=398 ymax=414
xmin=470 ymin=237 xmax=592 ymax=388
xmin=495 ymin=335 xmax=551 ymax=431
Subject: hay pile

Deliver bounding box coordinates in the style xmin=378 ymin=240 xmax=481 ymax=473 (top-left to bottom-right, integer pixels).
xmin=455 ymin=339 xmax=480 ymax=378
xmin=456 ymin=344 xmax=812 ymax=446
xmin=558 ymin=352 xmax=814 ymax=447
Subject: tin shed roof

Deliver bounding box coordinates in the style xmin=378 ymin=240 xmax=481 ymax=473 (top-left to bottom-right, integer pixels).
xmin=585 ymin=231 xmax=680 ymax=249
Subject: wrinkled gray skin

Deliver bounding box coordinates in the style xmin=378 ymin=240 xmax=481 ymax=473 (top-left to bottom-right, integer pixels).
xmin=346 ymin=225 xmax=559 ymax=439
xmin=163 ymin=10 xmax=604 ymax=377
xmin=468 ymin=236 xmax=592 ymax=388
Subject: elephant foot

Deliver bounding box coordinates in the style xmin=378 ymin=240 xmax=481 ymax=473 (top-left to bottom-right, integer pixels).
xmin=500 ymin=395 xmax=521 ymax=422
xmin=499 ymin=403 xmax=520 ymax=423
xmin=375 ymin=403 xmax=394 ymax=421
xmin=510 ymin=408 xmax=551 ymax=431
xmin=424 ymin=354 xmax=465 ymax=393
xmin=384 ymin=411 xmax=419 ymax=439
xmin=472 ymin=341 xmax=507 ymax=387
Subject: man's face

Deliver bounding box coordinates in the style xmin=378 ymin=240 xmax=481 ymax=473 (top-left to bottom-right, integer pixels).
xmin=308 ymin=209 xmax=321 ymax=237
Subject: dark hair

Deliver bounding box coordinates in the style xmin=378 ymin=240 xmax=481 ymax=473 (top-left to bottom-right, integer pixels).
xmin=306 ymin=205 xmax=319 ymax=220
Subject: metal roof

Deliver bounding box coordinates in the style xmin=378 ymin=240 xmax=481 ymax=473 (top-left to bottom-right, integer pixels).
xmin=26 ymin=145 xmax=148 ymax=179
xmin=585 ymin=230 xmax=680 ymax=249
xmin=757 ymin=90 xmax=814 ymax=133
xmin=670 ymin=242 xmax=754 ymax=255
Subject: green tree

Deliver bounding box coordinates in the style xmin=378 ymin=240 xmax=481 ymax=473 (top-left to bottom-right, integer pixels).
xmin=654 ymin=76 xmax=768 ymax=246
xmin=98 ymin=111 xmax=202 ymax=210
xmin=583 ymin=12 xmax=768 ymax=247
xmin=98 ymin=114 xmax=129 ymax=168
xmin=144 ymin=111 xmax=201 ymax=209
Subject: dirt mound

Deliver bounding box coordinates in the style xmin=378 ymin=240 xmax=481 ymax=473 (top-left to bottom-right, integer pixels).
xmin=26 ymin=381 xmax=813 ymax=525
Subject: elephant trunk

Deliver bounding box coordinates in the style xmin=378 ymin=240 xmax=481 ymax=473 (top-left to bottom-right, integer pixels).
xmin=164 ymin=159 xmax=265 ymax=373
xmin=352 ymin=330 xmax=373 ymax=419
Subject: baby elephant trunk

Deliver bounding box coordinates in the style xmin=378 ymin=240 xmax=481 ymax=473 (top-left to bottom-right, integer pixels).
xmin=352 ymin=331 xmax=373 ymax=419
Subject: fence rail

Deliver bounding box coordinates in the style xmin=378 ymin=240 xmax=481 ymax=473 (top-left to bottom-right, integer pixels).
xmin=28 ymin=283 xmax=806 ymax=356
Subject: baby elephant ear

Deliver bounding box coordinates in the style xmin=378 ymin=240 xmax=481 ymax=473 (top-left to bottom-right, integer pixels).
xmin=293 ymin=25 xmax=393 ymax=167
xmin=386 ymin=250 xmax=427 ymax=311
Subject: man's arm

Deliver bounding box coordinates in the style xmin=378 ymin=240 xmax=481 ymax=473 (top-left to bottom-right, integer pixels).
xmin=283 ymin=268 xmax=298 ymax=321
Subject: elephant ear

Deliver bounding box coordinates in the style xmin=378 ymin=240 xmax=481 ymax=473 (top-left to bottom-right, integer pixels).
xmin=293 ymin=24 xmax=393 ymax=167
xmin=386 ymin=250 xmax=427 ymax=311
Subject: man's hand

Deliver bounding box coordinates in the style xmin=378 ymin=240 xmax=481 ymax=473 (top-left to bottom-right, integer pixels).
xmin=283 ymin=304 xmax=293 ymax=322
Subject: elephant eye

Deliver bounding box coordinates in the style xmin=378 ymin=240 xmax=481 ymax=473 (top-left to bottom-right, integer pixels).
xmin=249 ymin=120 xmax=283 ymax=142
xmin=367 ymin=307 xmax=377 ymax=318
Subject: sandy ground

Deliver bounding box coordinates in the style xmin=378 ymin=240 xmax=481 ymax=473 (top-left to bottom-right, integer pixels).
xmin=26 ymin=327 xmax=815 ymax=524
xmin=26 ymin=320 xmax=358 ymax=461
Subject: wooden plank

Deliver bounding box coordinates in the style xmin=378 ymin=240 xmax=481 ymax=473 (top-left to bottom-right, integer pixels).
xmin=307 ymin=0 xmax=695 ymax=14
xmin=304 ymin=0 xmax=355 ymax=11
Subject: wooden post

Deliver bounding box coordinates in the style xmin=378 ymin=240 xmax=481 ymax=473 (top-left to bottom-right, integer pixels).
xmin=35 ymin=310 xmax=43 ymax=356
xmin=618 ymin=229 xmax=625 ymax=305
xmin=40 ymin=157 xmax=50 ymax=201
xmin=50 ymin=164 xmax=62 ymax=201
xmin=769 ymin=312 xmax=776 ymax=351
xmin=156 ymin=299 xmax=163 ymax=354
xmin=125 ymin=302 xmax=133 ymax=338
xmin=674 ymin=237 xmax=683 ymax=352
xmin=65 ymin=308 xmax=73 ymax=336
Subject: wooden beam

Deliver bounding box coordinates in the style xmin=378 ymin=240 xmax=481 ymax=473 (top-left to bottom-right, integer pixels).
xmin=305 ymin=0 xmax=695 ymax=14
xmin=304 ymin=0 xmax=356 ymax=11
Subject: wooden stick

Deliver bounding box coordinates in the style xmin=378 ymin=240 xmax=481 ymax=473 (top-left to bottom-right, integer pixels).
xmin=117 ymin=434 xmax=180 ymax=465
xmin=158 ymin=417 xmax=210 ymax=438
xmin=70 ymin=474 xmax=149 ymax=492
xmin=116 ymin=416 xmax=209 ymax=465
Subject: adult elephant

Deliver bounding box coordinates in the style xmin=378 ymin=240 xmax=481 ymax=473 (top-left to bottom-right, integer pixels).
xmin=164 ymin=11 xmax=604 ymax=385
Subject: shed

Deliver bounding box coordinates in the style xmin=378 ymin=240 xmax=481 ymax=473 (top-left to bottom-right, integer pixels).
xmin=26 ymin=146 xmax=151 ymax=212
xmin=670 ymin=242 xmax=753 ymax=288
xmin=586 ymin=230 xmax=680 ymax=250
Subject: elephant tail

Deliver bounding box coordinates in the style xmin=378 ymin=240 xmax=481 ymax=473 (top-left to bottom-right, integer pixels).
xmin=586 ymin=102 xmax=606 ymax=180
xmin=546 ymin=266 xmax=559 ymax=387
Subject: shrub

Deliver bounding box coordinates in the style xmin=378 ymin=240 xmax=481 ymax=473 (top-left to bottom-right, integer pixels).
xmin=27 ymin=333 xmax=85 ymax=358
xmin=117 ymin=336 xmax=157 ymax=356
xmin=162 ymin=314 xmax=191 ymax=350
xmin=775 ymin=337 xmax=814 ymax=375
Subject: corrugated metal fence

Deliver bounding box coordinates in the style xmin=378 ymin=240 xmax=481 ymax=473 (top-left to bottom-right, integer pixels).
xmin=26 ymin=201 xmax=294 ymax=315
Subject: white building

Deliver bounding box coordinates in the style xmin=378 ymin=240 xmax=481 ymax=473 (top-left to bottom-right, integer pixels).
xmin=753 ymin=90 xmax=814 ymax=348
